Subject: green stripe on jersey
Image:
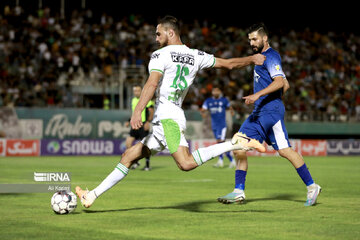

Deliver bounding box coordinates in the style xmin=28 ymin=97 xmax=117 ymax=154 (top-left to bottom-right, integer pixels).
xmin=150 ymin=69 xmax=164 ymax=74
xmin=211 ymin=57 xmax=216 ymax=67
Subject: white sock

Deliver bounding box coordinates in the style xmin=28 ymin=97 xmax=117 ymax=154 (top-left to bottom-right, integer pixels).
xmin=92 ymin=163 xmax=129 ymax=197
xmin=192 ymin=141 xmax=237 ymax=166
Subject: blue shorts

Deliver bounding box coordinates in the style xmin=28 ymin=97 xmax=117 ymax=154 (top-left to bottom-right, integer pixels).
xmin=239 ymin=113 xmax=290 ymax=150
xmin=212 ymin=126 xmax=227 ymax=141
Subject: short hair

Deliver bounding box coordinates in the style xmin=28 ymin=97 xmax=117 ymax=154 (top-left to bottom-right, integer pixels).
xmin=247 ymin=22 xmax=269 ymax=37
xmin=158 ymin=15 xmax=180 ymax=35
xmin=212 ymin=85 xmax=222 ymax=91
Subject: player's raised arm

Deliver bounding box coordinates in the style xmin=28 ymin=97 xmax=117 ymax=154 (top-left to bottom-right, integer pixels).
xmin=214 ymin=54 xmax=266 ymax=70
xmin=130 ymin=71 xmax=162 ymax=129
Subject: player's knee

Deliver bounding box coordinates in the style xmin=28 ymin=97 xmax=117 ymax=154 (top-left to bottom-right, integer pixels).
xmin=178 ymin=161 xmax=196 ymax=171
xmin=277 ymin=147 xmax=292 ymax=158
xmin=233 ymin=150 xmax=247 ymax=160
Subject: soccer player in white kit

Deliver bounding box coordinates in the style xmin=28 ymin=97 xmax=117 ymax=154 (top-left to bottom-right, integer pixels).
xmin=76 ymin=16 xmax=266 ymax=208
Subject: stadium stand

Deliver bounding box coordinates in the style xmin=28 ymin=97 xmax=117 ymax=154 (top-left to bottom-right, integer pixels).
xmin=0 ymin=5 xmax=359 ymax=123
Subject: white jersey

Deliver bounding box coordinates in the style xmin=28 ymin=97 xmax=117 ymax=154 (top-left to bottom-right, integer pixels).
xmin=148 ymin=44 xmax=215 ymax=126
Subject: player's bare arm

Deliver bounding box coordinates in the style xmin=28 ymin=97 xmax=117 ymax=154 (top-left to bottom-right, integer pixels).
xmin=229 ymin=105 xmax=235 ymax=116
xmin=214 ymin=54 xmax=265 ymax=70
xmin=200 ymin=108 xmax=208 ymax=118
xmin=144 ymin=106 xmax=154 ymax=131
xmin=283 ymin=78 xmax=290 ymax=94
xmin=243 ymin=76 xmax=285 ymax=105
xmin=130 ymin=71 xmax=162 ymax=129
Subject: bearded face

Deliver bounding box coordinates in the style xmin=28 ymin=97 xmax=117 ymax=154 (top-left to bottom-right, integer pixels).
xmin=248 ymin=31 xmax=266 ymax=54
xmin=155 ymin=24 xmax=169 ymax=48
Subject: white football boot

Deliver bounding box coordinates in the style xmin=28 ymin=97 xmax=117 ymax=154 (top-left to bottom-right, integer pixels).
xmin=218 ymin=190 xmax=246 ymax=204
xmin=231 ymin=133 xmax=266 ymax=153
xmin=304 ymin=184 xmax=322 ymax=206
xmin=75 ymin=186 xmax=97 ymax=208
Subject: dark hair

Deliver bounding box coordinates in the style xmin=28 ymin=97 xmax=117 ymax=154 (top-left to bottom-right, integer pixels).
xmin=212 ymin=85 xmax=223 ymax=91
xmin=158 ymin=15 xmax=180 ymax=35
xmin=247 ymin=22 xmax=269 ymax=37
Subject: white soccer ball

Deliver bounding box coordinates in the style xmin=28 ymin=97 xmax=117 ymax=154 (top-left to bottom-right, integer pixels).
xmin=51 ymin=190 xmax=77 ymax=214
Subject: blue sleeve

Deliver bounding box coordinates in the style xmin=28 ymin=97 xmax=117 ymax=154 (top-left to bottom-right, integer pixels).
xmin=224 ymin=98 xmax=231 ymax=108
xmin=264 ymin=54 xmax=285 ymax=79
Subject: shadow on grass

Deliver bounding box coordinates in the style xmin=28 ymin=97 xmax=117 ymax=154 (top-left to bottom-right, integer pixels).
xmin=82 ymin=193 xmax=312 ymax=214
xmin=245 ymin=193 xmax=305 ymax=204
xmin=82 ymin=200 xmax=274 ymax=214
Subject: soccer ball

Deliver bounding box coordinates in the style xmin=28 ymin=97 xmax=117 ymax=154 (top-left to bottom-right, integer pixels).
xmin=51 ymin=190 xmax=77 ymax=214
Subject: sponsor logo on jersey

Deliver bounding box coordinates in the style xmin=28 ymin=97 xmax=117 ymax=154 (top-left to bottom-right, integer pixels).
xmin=151 ymin=53 xmax=160 ymax=59
xmin=254 ymin=70 xmax=260 ymax=82
xmin=170 ymin=53 xmax=194 ymax=65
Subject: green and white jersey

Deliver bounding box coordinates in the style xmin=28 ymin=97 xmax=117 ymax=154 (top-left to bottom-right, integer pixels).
xmin=148 ymin=44 xmax=215 ymax=125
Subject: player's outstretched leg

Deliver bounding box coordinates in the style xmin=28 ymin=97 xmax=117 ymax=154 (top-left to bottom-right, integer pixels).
xmin=76 ymin=142 xmax=149 ymax=208
xmin=76 ymin=161 xmax=129 ymax=208
xmin=191 ymin=133 xmax=264 ymax=169
xmin=231 ymin=132 xmax=265 ymax=152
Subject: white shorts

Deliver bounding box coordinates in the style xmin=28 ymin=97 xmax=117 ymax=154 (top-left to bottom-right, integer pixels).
xmin=141 ymin=119 xmax=188 ymax=155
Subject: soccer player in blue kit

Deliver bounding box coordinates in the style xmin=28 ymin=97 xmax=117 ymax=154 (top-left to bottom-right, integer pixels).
xmin=217 ymin=23 xmax=321 ymax=206
xmin=201 ymin=86 xmax=235 ymax=168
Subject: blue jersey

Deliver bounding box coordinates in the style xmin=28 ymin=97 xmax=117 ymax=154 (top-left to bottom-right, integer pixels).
xmin=202 ymin=97 xmax=230 ymax=128
xmin=253 ymin=47 xmax=286 ymax=115
xmin=239 ymin=47 xmax=290 ymax=150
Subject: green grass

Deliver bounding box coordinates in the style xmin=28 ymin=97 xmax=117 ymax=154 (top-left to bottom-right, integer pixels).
xmin=0 ymin=155 xmax=360 ymax=240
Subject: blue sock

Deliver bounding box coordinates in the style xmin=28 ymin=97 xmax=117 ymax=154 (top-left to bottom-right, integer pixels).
xmin=219 ymin=154 xmax=224 ymax=161
xmin=235 ymin=170 xmax=247 ymax=190
xmin=226 ymin=152 xmax=233 ymax=162
xmin=296 ymin=164 xmax=314 ymax=186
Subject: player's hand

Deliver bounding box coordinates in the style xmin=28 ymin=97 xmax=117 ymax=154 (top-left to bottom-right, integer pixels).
xmin=130 ymin=111 xmax=143 ymax=130
xmin=243 ymin=93 xmax=260 ymax=105
xmin=252 ymin=54 xmax=266 ymax=65
xmin=283 ymin=78 xmax=290 ymax=94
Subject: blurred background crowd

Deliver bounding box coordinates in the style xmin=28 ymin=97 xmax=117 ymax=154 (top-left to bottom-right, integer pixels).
xmin=0 ymin=5 xmax=359 ymax=122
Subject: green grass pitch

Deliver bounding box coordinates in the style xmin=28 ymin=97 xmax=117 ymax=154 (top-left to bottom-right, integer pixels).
xmin=1 ymin=155 xmax=359 ymax=240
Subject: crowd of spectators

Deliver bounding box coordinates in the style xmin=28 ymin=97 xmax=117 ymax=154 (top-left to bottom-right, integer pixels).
xmin=0 ymin=5 xmax=359 ymax=122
